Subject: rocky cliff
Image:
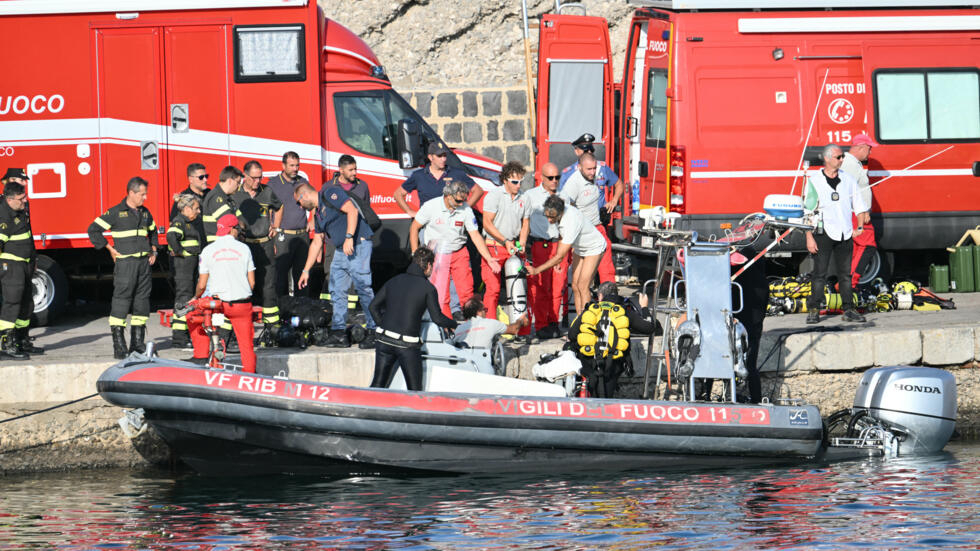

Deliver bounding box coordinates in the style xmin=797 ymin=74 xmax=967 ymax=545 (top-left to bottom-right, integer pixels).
xmin=325 ymin=0 xmax=634 ymax=90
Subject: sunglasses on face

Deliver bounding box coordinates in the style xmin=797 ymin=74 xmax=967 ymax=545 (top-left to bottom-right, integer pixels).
xmin=507 ymin=179 xmax=521 ymax=185
xmin=543 ymin=175 xmax=559 ymax=181
xmin=834 ymin=155 xmax=845 ymax=160
xmin=195 ymin=174 xmax=209 ymax=180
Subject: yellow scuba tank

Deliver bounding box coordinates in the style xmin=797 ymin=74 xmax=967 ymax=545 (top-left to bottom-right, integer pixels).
xmin=576 ymin=301 xmax=630 ymax=359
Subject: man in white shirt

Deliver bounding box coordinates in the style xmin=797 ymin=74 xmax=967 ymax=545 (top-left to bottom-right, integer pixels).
xmin=527 ymin=195 xmax=606 ymax=320
xmin=189 ymin=213 xmax=257 ymax=371
xmin=410 ymin=180 xmax=501 ymax=317
xmin=560 ymin=153 xmax=616 ymax=283
xmin=803 ymin=144 xmax=870 ymax=325
xmin=525 ymin=162 xmax=567 ymax=338
xmin=841 ymin=133 xmax=878 ymax=289
xmin=452 ymin=297 xmax=528 ymax=349
xmin=481 ymin=161 xmax=530 ymax=319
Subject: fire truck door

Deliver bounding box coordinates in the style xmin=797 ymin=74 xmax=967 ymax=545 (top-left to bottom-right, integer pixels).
xmin=95 ymin=27 xmax=167 ymax=219
xmin=164 ymin=25 xmax=231 ymax=215
xmin=535 ymin=14 xmax=614 ymax=175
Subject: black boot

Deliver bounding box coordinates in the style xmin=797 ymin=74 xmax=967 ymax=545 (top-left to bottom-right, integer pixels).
xmin=111 ymin=326 xmax=128 ymax=359
xmin=171 ymin=329 xmax=193 ymax=350
xmin=16 ymin=327 xmax=44 ymax=355
xmin=129 ymin=325 xmax=146 ymax=354
xmin=0 ymin=329 xmax=28 ymax=360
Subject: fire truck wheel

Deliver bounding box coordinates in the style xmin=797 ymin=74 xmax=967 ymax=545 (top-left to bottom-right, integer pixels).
xmin=31 ymin=255 xmax=68 ymax=327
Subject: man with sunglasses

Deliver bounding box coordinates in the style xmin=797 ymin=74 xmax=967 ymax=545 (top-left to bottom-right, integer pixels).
xmin=841 ymin=134 xmax=878 ymax=289
xmin=803 ymin=144 xmax=870 ymax=324
xmin=233 ymin=160 xmax=283 ymax=343
xmin=168 ymin=163 xmax=211 ymax=345
xmin=525 ymin=162 xmax=568 ymax=339
xmin=410 ymin=180 xmax=501 ymax=318
xmin=480 ymin=161 xmax=530 ymax=320
xmin=170 ymin=163 xmax=210 ymax=229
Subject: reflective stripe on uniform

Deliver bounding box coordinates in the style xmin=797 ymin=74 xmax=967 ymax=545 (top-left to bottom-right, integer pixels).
xmin=94 ymin=217 xmax=111 ymax=230
xmin=0 ymin=252 xmax=30 ymax=262
xmin=0 ymin=231 xmax=31 ymax=243
xmin=0 ymin=320 xmax=14 ymax=330
xmin=109 ymin=316 xmax=127 ymax=327
xmin=130 ymin=315 xmax=148 ymax=326
xmin=110 ymin=229 xmax=149 ymax=239
xmin=115 ymin=251 xmax=149 ymax=259
xmin=14 ymin=318 xmax=29 ymax=329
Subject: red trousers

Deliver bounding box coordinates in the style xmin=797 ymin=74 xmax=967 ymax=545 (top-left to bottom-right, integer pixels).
xmin=189 ymin=300 xmax=256 ymax=373
xmin=596 ymin=224 xmax=616 ymax=283
xmin=431 ymin=247 xmax=473 ymax=317
xmin=481 ymin=243 xmax=513 ymax=317
xmin=530 ymin=240 xmax=570 ymax=327
xmin=851 ymin=215 xmax=878 ymax=288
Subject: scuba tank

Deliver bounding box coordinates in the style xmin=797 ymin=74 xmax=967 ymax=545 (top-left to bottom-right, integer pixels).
xmin=502 ymin=254 xmax=528 ymax=323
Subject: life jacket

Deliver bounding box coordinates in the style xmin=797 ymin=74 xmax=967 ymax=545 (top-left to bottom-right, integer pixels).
xmin=576 ymin=301 xmax=630 ymax=359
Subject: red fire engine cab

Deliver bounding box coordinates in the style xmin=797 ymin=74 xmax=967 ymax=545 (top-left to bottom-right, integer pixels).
xmin=0 ymin=0 xmax=501 ymax=325
xmin=535 ymin=0 xmax=980 ymax=281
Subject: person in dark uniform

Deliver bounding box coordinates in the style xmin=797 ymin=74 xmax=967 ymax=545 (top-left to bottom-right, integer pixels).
xmin=368 ymin=247 xmax=457 ymax=391
xmin=318 ymin=154 xmax=369 ymax=311
xmin=731 ymin=240 xmax=768 ymax=403
xmin=166 ymin=193 xmax=202 ymax=349
xmin=88 ymin=177 xmax=158 ymax=359
xmin=267 ymin=151 xmax=311 ymax=298
xmin=233 ymin=160 xmax=283 ymax=344
xmin=169 ymin=163 xmax=209 ymax=228
xmin=0 ymin=179 xmax=42 ymax=359
xmin=201 ymin=166 xmax=247 ymax=348
xmin=567 ymin=282 xmax=660 ymax=397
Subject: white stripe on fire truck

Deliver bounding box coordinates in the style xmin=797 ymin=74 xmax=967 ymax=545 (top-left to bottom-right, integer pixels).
xmin=689 ymin=169 xmax=973 ymax=179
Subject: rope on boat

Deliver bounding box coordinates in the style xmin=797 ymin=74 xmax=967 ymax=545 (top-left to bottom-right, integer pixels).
xmin=0 ymin=393 xmax=98 ymax=424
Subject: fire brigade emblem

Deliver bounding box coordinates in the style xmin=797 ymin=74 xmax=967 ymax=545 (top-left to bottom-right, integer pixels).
xmin=828 ymin=98 xmax=854 ymax=124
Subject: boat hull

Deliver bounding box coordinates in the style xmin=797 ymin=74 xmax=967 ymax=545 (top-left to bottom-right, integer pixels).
xmin=97 ymin=360 xmax=825 ymax=475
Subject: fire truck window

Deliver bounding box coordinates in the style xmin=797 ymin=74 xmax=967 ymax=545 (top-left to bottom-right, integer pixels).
xmin=876 ymin=70 xmax=979 ymax=142
xmin=548 ymin=61 xmax=604 ymax=142
xmin=927 ymin=72 xmax=980 ymax=140
xmin=645 ymin=69 xmax=668 ymax=148
xmin=334 ymin=95 xmax=387 ymax=158
xmin=234 ymin=25 xmax=305 ymax=83
xmin=876 ymin=73 xmax=928 ymax=141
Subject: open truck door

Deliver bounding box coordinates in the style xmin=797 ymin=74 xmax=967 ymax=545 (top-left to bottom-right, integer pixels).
xmin=534 ymin=13 xmax=614 ymax=179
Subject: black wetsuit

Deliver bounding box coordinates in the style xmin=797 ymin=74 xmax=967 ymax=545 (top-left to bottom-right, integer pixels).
xmin=732 ymin=241 xmax=768 ymax=404
xmin=368 ymin=263 xmax=457 ymax=390
xmin=568 ymin=294 xmax=661 ymax=397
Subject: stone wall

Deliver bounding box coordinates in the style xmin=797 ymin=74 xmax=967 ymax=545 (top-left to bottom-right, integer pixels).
xmin=401 ymin=86 xmax=533 ymax=165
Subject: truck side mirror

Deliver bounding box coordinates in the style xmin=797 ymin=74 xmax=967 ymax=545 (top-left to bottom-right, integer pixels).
xmin=397 ymin=118 xmax=423 ymax=169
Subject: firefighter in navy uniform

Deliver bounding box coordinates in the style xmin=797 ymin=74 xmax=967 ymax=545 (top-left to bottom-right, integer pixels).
xmin=166 ymin=194 xmax=203 ymax=349
xmin=200 ymin=165 xmax=247 ymax=349
xmin=0 ymin=180 xmax=42 ymax=359
xmin=233 ymin=160 xmax=283 ymax=344
xmin=88 ymin=177 xmax=158 ymax=359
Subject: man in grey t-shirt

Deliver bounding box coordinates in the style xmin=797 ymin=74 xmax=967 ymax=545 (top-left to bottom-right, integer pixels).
xmin=451 ymin=297 xmax=528 ymax=349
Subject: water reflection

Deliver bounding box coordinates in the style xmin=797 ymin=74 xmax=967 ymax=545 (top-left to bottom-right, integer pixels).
xmin=1 ymin=445 xmax=979 ymax=549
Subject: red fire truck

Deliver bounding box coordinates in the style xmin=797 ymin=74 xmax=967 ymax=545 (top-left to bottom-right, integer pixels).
xmin=0 ymin=0 xmax=500 ymax=324
xmin=534 ymin=0 xmax=980 ymax=280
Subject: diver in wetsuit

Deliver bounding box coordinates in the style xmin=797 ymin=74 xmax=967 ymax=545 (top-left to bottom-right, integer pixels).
xmin=368 ymin=246 xmax=458 ymax=391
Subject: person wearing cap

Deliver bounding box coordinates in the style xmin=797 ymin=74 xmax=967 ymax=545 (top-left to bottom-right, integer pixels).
xmin=166 ymin=193 xmax=203 ymax=350
xmin=294 ymin=180 xmax=377 ymax=349
xmin=481 ymin=161 xmax=530 ymax=321
xmin=233 ymin=160 xmax=283 ymax=345
xmin=841 ymin=134 xmax=878 ymax=288
xmin=803 ymin=144 xmax=869 ymax=325
xmin=393 ymin=142 xmax=484 ymax=218
xmin=0 ymin=178 xmax=43 ymax=359
xmin=267 ymin=151 xmax=312 ymax=299
xmin=558 ymin=133 xmax=622 ymax=199
xmin=190 ymin=213 xmax=257 ymax=372
xmin=1 ymin=168 xmax=29 ymax=186
xmin=559 ymin=153 xmax=618 ymax=283
xmin=410 ymin=180 xmax=501 ymax=318
xmin=525 ymin=162 xmax=568 ymax=339
xmin=526 ymin=195 xmax=606 ymax=321
xmin=88 ymin=177 xmax=158 ymax=359
xmin=201 ymin=166 xmax=248 ymax=350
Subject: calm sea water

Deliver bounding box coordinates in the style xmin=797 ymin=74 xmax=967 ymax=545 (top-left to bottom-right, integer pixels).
xmin=2 ymin=443 xmax=980 ymax=549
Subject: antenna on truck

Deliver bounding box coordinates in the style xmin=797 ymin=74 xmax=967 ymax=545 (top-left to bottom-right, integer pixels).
xmin=790 ymin=68 xmax=830 ymax=196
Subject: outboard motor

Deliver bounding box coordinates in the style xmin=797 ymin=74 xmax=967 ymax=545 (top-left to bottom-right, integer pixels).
xmin=852 ymin=366 xmax=957 ymax=454
xmin=502 ymin=255 xmax=528 ymax=323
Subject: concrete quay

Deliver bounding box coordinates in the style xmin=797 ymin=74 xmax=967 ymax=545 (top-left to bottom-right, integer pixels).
xmin=2 ymin=293 xmax=979 ymax=474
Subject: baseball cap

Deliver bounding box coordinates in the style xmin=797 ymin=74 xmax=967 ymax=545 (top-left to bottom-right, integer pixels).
xmin=427 ymin=142 xmax=449 ymax=156
xmin=216 ymin=213 xmax=239 ymax=236
xmin=2 ymin=168 xmax=29 ymax=181
xmin=851 ymin=133 xmax=879 ymax=148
